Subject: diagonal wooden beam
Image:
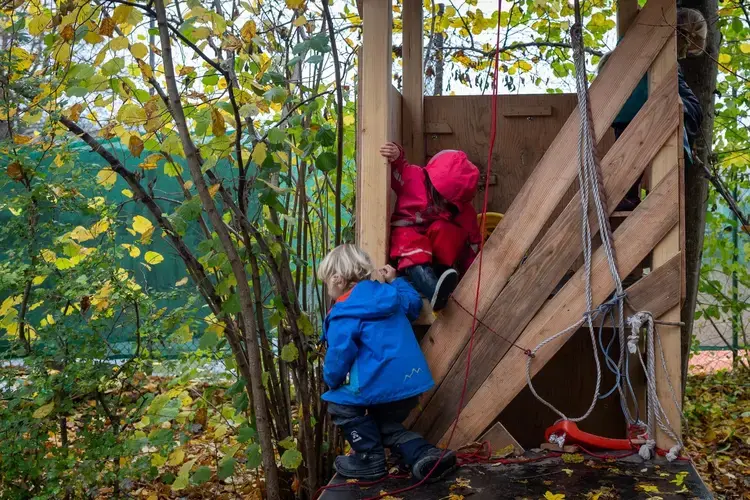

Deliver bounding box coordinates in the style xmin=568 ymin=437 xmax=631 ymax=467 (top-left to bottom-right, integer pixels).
xmin=434 ymin=167 xmax=680 ymax=446
xmin=410 ymin=76 xmax=679 ymax=437
xmin=604 ymin=253 xmax=681 ymax=327
xmin=416 ymin=0 xmax=676 ymax=402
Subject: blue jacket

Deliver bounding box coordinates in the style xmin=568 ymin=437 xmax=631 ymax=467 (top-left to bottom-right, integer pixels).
xmin=612 ymin=66 xmax=703 ymax=165
xmin=321 ymin=278 xmax=434 ymax=406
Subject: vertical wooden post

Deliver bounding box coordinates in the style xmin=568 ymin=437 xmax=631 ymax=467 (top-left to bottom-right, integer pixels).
xmin=357 ymin=0 xmax=393 ymax=265
xmin=648 ymin=26 xmax=682 ymax=450
xmin=402 ymin=0 xmax=424 ymax=166
xmin=617 ymin=0 xmax=639 ymax=38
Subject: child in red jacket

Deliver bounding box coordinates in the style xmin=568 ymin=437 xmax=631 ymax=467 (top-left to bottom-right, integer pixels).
xmin=380 ymin=142 xmax=481 ymax=310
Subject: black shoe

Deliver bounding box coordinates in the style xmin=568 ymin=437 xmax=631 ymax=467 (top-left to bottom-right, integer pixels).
xmin=334 ymin=451 xmax=387 ymax=480
xmin=431 ymin=269 xmax=458 ymax=311
xmin=412 ymin=447 xmax=457 ymax=481
xmin=405 ymin=264 xmax=439 ymax=300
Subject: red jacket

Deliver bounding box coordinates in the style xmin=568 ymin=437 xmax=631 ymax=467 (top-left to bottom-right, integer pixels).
xmin=389 ymin=146 xmax=481 ymax=272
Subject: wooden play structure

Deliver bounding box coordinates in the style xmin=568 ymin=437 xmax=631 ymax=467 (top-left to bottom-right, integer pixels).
xmin=356 ymin=0 xmax=685 ymax=456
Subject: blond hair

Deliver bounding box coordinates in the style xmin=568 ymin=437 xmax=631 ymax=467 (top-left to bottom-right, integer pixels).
xmin=677 ymin=8 xmax=707 ymax=58
xmin=318 ymin=244 xmax=374 ymax=285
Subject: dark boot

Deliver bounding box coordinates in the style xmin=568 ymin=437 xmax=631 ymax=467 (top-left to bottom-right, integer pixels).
xmin=405 ymin=265 xmax=458 ymax=311
xmin=334 ymin=415 xmax=387 ymax=480
xmin=394 ymin=438 xmax=457 ymax=482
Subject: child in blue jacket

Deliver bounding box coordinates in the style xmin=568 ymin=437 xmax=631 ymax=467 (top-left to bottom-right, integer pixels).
xmin=318 ymin=244 xmax=456 ymax=481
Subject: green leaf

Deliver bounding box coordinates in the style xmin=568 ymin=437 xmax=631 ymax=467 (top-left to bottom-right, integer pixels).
xmin=281 ymin=448 xmax=303 ymax=470
xmin=66 ymin=86 xmax=89 ymax=97
xmin=218 ymin=456 xmax=236 ymax=480
xmin=309 ymin=33 xmax=330 ymax=53
xmin=306 ymin=54 xmax=323 ymax=64
xmin=264 ymin=87 xmax=287 ymax=104
xmin=101 ymin=57 xmax=125 ymax=76
xmin=199 ymin=331 xmax=219 ymax=350
xmin=247 ymin=443 xmax=262 ymax=468
xmin=279 ymin=436 xmax=296 ymax=450
xmin=238 ymin=424 xmax=257 ymax=443
xmin=202 ymin=73 xmax=220 ymax=86
xmin=267 ymin=127 xmax=286 ymax=144
xmin=171 ymin=475 xmax=189 ymax=491
xmin=280 ymin=343 xmax=299 ymax=362
xmin=191 ymin=466 xmax=212 ymax=485
xmin=315 ymin=151 xmax=337 ymax=172
xmin=316 ymin=126 xmax=336 ymax=147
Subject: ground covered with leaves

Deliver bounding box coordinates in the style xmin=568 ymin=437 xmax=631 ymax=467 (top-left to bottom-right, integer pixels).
xmin=684 ymin=367 xmax=750 ymax=499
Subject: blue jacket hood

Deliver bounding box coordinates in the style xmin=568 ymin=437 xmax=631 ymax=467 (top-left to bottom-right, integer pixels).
xmin=329 ymin=280 xmax=402 ymax=321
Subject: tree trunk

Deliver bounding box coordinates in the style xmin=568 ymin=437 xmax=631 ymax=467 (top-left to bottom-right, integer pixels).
xmin=677 ymin=0 xmax=720 ymax=394
xmin=153 ymin=1 xmax=281 ymax=497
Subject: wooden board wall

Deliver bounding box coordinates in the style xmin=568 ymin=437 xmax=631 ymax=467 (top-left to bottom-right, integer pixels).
xmin=422 ymin=94 xmax=615 ymax=217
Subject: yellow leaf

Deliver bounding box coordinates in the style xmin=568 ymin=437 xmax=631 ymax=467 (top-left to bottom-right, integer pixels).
xmin=128 ymin=135 xmax=144 ymax=158
xmin=132 ymin=215 xmax=153 ymax=234
xmin=13 ymin=134 xmax=33 ymax=145
xmin=740 ymin=43 xmax=750 ymax=54
xmin=0 ymin=296 xmax=21 ymax=316
xmin=719 ymin=53 xmax=731 ymax=64
xmin=147 ymin=495 xmax=158 ymax=500
xmin=286 ymin=0 xmax=305 ymax=9
xmin=122 ymin=189 xmax=133 ymax=198
xmin=69 ymin=226 xmax=94 ymax=242
xmin=214 ymin=424 xmax=228 ymax=439
xmin=562 ymin=468 xmax=573 ymax=477
xmin=32 ymin=276 xmax=47 ymax=286
xmin=543 ymin=492 xmax=565 ymax=500
xmin=151 ymin=453 xmax=167 ymax=467
xmin=343 ymin=114 xmax=355 ymax=126
xmin=110 ymin=36 xmax=129 ymax=51
xmin=97 ymin=168 xmax=117 ymax=190
xmin=91 ymin=219 xmax=110 ymax=236
xmin=41 ymin=250 xmax=56 ymax=263
xmin=140 ymin=153 xmax=162 ymax=170
xmin=208 ymin=183 xmax=221 ymax=197
xmin=293 ymin=15 xmax=307 ymax=27
xmin=122 ymin=244 xmax=141 ymax=257
xmin=144 ymin=251 xmax=164 ymax=265
xmin=638 ymin=484 xmax=660 ymax=493
xmin=168 ymin=447 xmax=186 ymax=466
xmin=28 ymin=13 xmax=51 ymax=35
xmin=54 ymin=42 xmax=71 ymax=64
xmin=193 ymin=27 xmax=211 ymax=40
xmin=130 ymin=42 xmax=148 ymax=59
xmin=518 ymin=60 xmax=533 ymax=72
xmin=175 ymin=277 xmax=189 ymax=286
xmin=138 ymin=59 xmax=153 ymax=80
xmin=84 ymin=30 xmax=103 ymax=44
xmin=241 ymin=20 xmax=257 ymax=41
xmin=33 ymin=402 xmax=55 ymax=419
xmin=140 ymin=227 xmax=155 ymax=245
xmin=252 ymin=142 xmax=267 ymax=165
xmin=211 ymin=108 xmax=226 ymax=136
xmin=112 ymin=4 xmax=133 ymax=24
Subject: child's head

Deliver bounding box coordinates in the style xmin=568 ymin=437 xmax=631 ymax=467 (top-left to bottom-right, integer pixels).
xmin=318 ymin=244 xmax=374 ymax=300
xmin=677 ymin=8 xmax=707 ymax=59
xmin=424 ymin=150 xmax=479 ymax=208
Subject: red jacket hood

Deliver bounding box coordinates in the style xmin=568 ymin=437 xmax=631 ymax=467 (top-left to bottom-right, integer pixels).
xmin=425 ymin=151 xmax=479 ymax=205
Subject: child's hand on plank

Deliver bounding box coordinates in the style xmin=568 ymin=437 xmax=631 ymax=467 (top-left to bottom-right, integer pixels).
xmin=379 ymin=143 xmax=400 ymax=163
xmin=377 ymin=265 xmax=398 ymax=283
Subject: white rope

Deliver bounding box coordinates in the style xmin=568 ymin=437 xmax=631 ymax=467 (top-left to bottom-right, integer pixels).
xmin=628 ymin=312 xmax=684 ymax=460
xmin=525 ymin=1 xmax=685 ymax=460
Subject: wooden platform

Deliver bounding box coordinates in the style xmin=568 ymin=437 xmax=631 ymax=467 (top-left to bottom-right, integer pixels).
xmin=320 ymin=453 xmax=712 ymax=499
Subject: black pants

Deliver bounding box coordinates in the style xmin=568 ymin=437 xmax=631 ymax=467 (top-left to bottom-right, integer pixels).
xmin=327 ymin=397 xmax=422 ymax=449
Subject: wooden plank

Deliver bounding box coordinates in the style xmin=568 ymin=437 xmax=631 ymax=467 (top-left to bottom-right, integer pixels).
xmin=410 ymin=77 xmax=680 ymax=438
xmin=617 ymin=0 xmax=639 ymax=38
xmin=413 ymin=0 xmax=676 ymax=420
xmin=357 ymin=0 xmax=393 ymax=265
xmin=648 ymin=28 xmax=683 ymax=450
xmin=424 ymin=122 xmax=453 ymax=135
xmin=435 ymin=167 xmax=681 ymax=446
xmin=603 ymin=253 xmax=681 ymax=326
xmin=401 ymin=0 xmax=424 ymax=166
xmin=479 ymin=422 xmax=524 ymax=456
xmin=502 ymin=105 xmax=552 ymax=117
